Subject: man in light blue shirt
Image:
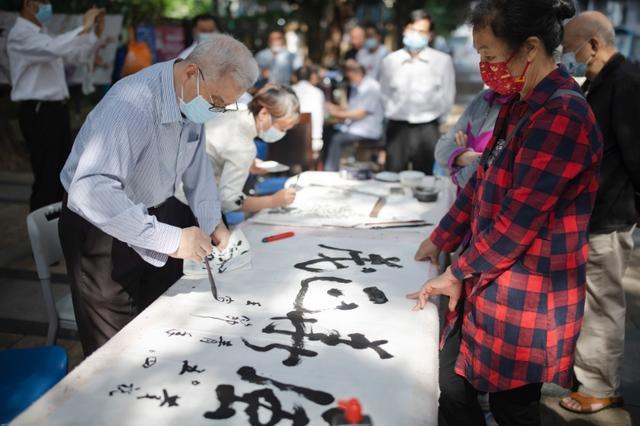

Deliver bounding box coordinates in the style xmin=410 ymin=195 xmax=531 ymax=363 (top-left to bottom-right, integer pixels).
xmin=324 ymin=59 xmax=384 ymax=171
xmin=59 ymin=34 xmax=258 ymax=356
xmin=255 ymin=30 xmax=297 ymax=85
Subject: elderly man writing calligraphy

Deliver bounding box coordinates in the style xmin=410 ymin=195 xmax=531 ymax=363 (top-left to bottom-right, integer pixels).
xmin=59 ymin=34 xmax=259 ymax=356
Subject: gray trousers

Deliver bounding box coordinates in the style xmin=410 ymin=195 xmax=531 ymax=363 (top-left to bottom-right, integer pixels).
xmin=574 ymin=226 xmax=636 ymax=398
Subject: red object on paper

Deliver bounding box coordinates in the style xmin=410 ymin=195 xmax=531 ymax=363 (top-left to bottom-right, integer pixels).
xmin=338 ymin=398 xmax=363 ymax=424
xmin=261 ymin=231 xmax=295 ymax=243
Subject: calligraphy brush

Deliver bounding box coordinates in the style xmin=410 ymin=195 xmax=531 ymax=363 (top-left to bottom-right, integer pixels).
xmin=203 ymin=256 xmax=218 ymax=300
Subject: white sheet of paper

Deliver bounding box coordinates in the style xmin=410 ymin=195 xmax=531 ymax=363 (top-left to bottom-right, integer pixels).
xmin=183 ymin=229 xmax=252 ymax=276
xmin=28 ymin=232 xmax=439 ymax=426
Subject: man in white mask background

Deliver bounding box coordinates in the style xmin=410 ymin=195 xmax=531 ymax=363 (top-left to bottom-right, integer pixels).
xmin=7 ymin=0 xmax=103 ymax=211
xmin=178 ymin=13 xmax=218 ymax=60
xmin=59 ymin=34 xmax=259 ymax=357
xmin=559 ymin=11 xmax=640 ymax=415
xmin=379 ymin=8 xmax=455 ymax=174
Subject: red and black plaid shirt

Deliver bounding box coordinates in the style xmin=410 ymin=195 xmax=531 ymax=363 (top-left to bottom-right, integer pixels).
xmin=431 ymin=66 xmax=603 ymax=392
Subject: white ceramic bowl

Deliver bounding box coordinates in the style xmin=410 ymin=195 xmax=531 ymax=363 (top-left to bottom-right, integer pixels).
xmin=399 ymin=170 xmax=426 ymax=187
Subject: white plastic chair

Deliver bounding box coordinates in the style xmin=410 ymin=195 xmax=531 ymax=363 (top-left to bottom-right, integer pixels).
xmin=26 ymin=202 xmax=76 ymax=345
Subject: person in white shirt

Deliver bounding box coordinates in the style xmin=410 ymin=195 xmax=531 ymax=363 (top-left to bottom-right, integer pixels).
xmin=380 ymin=9 xmax=456 ymax=174
xmin=7 ymin=0 xmax=103 ymax=211
xmin=324 ymin=59 xmax=384 ymax=171
xmin=176 ymin=83 xmax=300 ymax=214
xmin=356 ymin=23 xmax=389 ymax=80
xmin=292 ymin=65 xmax=325 ymax=152
xmin=255 ymin=30 xmax=297 ymax=85
xmin=178 ymin=13 xmax=218 ymax=60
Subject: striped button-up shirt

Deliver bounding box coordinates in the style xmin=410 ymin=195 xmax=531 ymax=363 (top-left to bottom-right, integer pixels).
xmin=61 ymin=60 xmax=221 ymax=266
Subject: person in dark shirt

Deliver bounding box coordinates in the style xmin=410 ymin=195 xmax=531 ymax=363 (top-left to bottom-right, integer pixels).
xmin=559 ymin=11 xmax=640 ymax=414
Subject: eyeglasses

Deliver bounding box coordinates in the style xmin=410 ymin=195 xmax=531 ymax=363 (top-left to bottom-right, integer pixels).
xmin=198 ymin=68 xmax=239 ymax=113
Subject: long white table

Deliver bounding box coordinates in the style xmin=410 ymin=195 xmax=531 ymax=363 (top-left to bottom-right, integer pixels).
xmin=13 ymin=173 xmax=453 ymax=426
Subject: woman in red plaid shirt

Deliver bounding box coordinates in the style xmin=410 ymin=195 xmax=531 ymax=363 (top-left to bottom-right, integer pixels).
xmin=407 ymin=0 xmax=603 ymax=424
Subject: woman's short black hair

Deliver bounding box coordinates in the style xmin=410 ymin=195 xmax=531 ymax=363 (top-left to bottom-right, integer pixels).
xmin=470 ymin=0 xmax=576 ymax=54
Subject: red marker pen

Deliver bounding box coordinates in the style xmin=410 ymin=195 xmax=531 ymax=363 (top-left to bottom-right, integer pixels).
xmin=262 ymin=231 xmax=295 ymax=243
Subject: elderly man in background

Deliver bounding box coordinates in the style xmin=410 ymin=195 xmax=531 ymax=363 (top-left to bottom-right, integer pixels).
xmin=559 ymin=11 xmax=640 ymax=415
xmin=59 ymin=34 xmax=259 ymax=357
xmin=356 ymin=23 xmax=389 ymax=80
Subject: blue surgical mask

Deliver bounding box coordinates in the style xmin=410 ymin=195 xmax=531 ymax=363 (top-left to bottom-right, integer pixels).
xmin=197 ymin=32 xmax=214 ymax=44
xmin=403 ymin=31 xmax=429 ymax=52
xmin=364 ymin=37 xmax=379 ymax=50
xmin=560 ymin=41 xmax=590 ymax=78
xmin=259 ymin=116 xmax=286 ymax=143
xmin=35 ymin=3 xmax=53 ymax=23
xmin=179 ymin=72 xmax=222 ymax=124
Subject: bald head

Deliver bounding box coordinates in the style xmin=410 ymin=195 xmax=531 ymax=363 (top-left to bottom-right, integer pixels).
xmin=562 ymin=11 xmax=617 ymax=81
xmin=564 ymin=11 xmax=615 ymax=48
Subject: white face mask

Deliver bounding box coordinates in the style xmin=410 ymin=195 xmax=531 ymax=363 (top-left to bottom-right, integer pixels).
xmin=259 ymin=115 xmax=286 ymax=143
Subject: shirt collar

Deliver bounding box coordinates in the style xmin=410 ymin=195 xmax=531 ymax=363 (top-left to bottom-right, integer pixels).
xmin=160 ymin=60 xmax=182 ymax=124
xmin=482 ymin=90 xmax=511 ymax=106
xmin=583 ymin=53 xmax=625 ymax=94
xmin=399 ymin=47 xmax=431 ymax=64
xmin=521 ymin=65 xmax=574 ymax=111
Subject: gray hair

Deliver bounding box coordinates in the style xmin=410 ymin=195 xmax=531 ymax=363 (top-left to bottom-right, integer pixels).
xmin=187 ymin=33 xmax=259 ymax=91
xmin=248 ymin=83 xmax=300 ymax=120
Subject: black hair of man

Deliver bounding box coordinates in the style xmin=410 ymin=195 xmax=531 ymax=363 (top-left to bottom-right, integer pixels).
xmin=407 ymin=9 xmax=434 ymax=31
xmin=192 ymin=13 xmax=219 ymax=30
xmin=295 ymin=65 xmax=319 ymax=82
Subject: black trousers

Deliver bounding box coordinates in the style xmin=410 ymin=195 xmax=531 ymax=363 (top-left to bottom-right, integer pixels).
xmin=59 ymin=196 xmax=197 ymax=357
xmin=439 ymin=320 xmax=542 ymax=426
xmin=18 ymin=100 xmax=72 ymax=212
xmin=385 ymin=119 xmax=439 ymax=174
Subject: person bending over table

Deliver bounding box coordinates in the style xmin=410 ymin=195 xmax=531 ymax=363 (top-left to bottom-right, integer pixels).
xmin=176 ymin=83 xmax=300 ymax=214
xmin=59 ymin=34 xmax=258 ymax=357
xmin=408 ymin=0 xmax=603 ymax=424
xmin=323 ymin=59 xmax=384 ymax=171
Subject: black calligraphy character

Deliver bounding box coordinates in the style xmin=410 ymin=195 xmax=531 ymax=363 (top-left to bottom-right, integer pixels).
xmin=192 ymin=380 xmax=201 ymax=386
xmin=159 ymin=389 xmax=180 ymax=407
xmin=165 ymin=329 xmax=192 ymax=337
xmin=179 ymin=360 xmax=205 ymax=375
xmin=246 ymin=300 xmax=262 ymax=307
xmin=191 ymin=314 xmax=251 ymax=327
xmin=237 ymin=366 xmax=334 ymax=405
xmin=137 ymin=389 xmax=179 ymax=407
xmin=108 ymin=383 xmax=140 ymax=396
xmin=203 ymin=385 xmax=309 ymax=425
xmin=142 ymin=356 xmax=157 ymax=368
xmin=137 ymin=393 xmax=161 ymax=401
xmin=243 ymin=276 xmax=393 ymax=366
xmin=363 ymin=286 xmax=389 ymax=304
xmin=200 ymin=336 xmax=233 ymax=347
xmin=216 ymin=295 xmax=234 ymax=304
xmin=294 ymin=244 xmax=402 ymax=273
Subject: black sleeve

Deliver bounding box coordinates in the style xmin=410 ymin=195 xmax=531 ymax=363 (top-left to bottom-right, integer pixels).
xmin=612 ymin=69 xmax=640 ymax=191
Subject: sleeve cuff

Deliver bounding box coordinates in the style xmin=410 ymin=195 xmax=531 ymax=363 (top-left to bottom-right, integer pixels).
xmin=450 ymin=261 xmax=467 ymax=282
xmin=153 ymin=222 xmax=182 ymax=255
xmin=447 ymin=147 xmax=471 ymax=170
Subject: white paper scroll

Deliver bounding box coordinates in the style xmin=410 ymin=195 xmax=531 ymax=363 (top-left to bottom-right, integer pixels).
xmin=24 ymin=231 xmax=439 ymax=426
